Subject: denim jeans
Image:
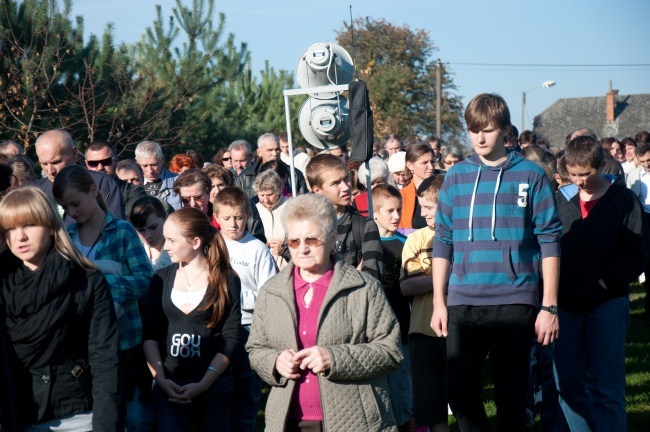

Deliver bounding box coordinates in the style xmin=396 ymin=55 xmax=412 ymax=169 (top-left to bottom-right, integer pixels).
xmin=554 ymin=297 xmax=630 ymax=432
xmin=125 ymin=385 xmax=153 ymax=432
xmin=447 ymin=304 xmax=536 ymax=432
xmin=229 ymin=327 xmax=263 ymax=432
xmin=152 ymin=375 xmax=234 ymax=432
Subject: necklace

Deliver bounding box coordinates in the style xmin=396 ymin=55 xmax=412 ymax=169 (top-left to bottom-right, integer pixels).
xmin=182 ymin=263 xmax=207 ymax=289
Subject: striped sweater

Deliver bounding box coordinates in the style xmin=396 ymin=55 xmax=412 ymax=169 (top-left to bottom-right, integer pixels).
xmin=433 ymin=151 xmax=561 ymax=307
xmin=335 ymin=207 xmax=384 ymax=281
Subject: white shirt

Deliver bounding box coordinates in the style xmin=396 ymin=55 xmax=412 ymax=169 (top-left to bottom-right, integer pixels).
xmin=639 ymin=170 xmax=650 ymax=213
xmin=223 ymin=232 xmax=277 ymax=325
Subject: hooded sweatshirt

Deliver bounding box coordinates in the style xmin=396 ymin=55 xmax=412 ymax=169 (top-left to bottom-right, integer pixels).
xmin=433 ymin=150 xmax=562 ymax=307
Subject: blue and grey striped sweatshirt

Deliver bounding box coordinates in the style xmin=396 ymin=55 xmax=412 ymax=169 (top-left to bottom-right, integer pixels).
xmin=433 ymin=150 xmax=562 ymax=307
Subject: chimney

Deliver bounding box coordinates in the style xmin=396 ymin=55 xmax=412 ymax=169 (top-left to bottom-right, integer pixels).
xmin=606 ymin=80 xmax=618 ymax=123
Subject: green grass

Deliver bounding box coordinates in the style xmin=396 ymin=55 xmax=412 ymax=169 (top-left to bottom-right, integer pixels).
xmin=255 ymin=285 xmax=650 ymax=430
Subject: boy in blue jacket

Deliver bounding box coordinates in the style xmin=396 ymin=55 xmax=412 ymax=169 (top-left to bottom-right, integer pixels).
xmin=430 ymin=93 xmax=562 ymax=431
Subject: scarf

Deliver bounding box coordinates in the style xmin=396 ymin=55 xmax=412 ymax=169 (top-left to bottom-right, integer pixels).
xmin=0 ymin=249 xmax=80 ymax=368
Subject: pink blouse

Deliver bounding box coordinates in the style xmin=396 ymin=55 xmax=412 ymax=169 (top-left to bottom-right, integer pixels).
xmin=288 ymin=265 xmax=334 ymax=421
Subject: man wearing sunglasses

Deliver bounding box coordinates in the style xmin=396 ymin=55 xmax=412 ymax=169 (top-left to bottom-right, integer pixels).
xmin=86 ymin=140 xmax=147 ymax=217
xmin=33 ymin=129 xmax=125 ymax=224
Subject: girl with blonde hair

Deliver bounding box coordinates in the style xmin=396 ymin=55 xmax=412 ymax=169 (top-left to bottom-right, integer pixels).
xmin=0 ymin=186 xmax=119 ymax=430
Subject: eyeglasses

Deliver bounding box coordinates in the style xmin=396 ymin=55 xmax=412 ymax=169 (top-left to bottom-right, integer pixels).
xmin=181 ymin=194 xmax=206 ymax=205
xmin=287 ymin=234 xmax=329 ymax=249
xmin=222 ymin=157 xmax=231 ymax=162
xmin=86 ymin=157 xmax=114 ymax=168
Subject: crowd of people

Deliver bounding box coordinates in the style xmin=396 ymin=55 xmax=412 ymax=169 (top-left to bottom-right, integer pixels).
xmin=0 ymin=92 xmax=648 ymax=432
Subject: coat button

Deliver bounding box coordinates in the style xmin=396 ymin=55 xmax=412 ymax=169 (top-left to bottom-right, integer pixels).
xmin=41 ymin=375 xmax=50 ymax=384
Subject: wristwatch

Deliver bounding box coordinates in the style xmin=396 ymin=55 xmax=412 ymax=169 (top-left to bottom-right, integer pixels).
xmin=541 ymin=305 xmax=558 ymax=315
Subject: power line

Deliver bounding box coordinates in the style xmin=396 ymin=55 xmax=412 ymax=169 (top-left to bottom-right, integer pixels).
xmin=452 ymin=68 xmax=650 ymax=72
xmin=447 ymin=62 xmax=650 ymax=67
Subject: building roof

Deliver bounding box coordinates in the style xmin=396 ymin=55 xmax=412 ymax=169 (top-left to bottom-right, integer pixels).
xmin=533 ymin=93 xmax=650 ymax=148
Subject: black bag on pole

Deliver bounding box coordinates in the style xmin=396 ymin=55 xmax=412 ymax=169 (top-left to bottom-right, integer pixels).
xmin=348 ymin=80 xmax=374 ymax=162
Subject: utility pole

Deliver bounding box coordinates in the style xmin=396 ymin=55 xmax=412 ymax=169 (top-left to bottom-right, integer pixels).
xmin=436 ymin=58 xmax=442 ymax=139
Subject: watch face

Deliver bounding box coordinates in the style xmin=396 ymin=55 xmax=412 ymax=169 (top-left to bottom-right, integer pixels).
xmin=549 ymin=306 xmax=558 ymax=315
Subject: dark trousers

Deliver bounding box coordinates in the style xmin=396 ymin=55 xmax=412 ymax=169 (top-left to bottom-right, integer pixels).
xmin=286 ymin=419 xmax=323 ymax=432
xmin=152 ymin=375 xmax=234 ymax=432
xmin=643 ymin=213 xmax=650 ymax=315
xmin=447 ymin=304 xmax=536 ymax=432
xmin=229 ymin=328 xmax=263 ymax=432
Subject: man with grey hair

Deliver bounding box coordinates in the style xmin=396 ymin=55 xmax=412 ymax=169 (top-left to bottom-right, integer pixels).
xmin=0 ymin=140 xmax=23 ymax=157
xmin=33 ymin=129 xmax=124 ymax=223
xmin=384 ymin=133 xmax=403 ymax=155
xmin=134 ymin=140 xmax=182 ymax=210
xmin=236 ymin=133 xmax=308 ymax=199
xmin=229 ymin=139 xmax=252 ymax=177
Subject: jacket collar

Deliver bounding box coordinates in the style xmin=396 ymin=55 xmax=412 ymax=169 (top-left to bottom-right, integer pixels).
xmin=265 ymin=257 xmax=366 ymax=308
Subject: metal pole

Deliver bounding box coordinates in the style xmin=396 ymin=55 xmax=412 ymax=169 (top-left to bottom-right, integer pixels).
xmin=436 ymin=58 xmax=442 ymax=139
xmin=365 ymin=160 xmax=373 ymax=220
xmin=283 ymin=94 xmax=297 ymax=197
xmin=521 ymin=91 xmax=526 ymax=132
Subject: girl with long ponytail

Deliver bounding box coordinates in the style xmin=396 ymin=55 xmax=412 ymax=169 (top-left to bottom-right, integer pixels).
xmin=142 ymin=207 xmax=242 ymax=431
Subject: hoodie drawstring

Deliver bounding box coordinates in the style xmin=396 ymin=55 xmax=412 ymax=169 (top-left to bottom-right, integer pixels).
xmin=467 ymin=167 xmax=503 ymax=241
xmin=467 ymin=168 xmax=481 ymax=241
xmin=491 ymin=168 xmax=503 ymax=240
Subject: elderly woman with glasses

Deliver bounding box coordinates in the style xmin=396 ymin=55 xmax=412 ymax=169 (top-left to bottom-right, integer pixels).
xmin=247 ymin=194 xmax=403 ymax=432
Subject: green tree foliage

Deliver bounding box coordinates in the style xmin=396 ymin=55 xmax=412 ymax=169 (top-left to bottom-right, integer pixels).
xmin=336 ymin=17 xmax=465 ymax=144
xmin=0 ymin=0 xmax=88 ymax=147
xmin=0 ymin=0 xmax=299 ymax=158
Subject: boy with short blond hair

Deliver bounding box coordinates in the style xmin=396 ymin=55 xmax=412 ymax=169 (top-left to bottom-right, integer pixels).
xmin=400 ymin=175 xmax=448 ymax=432
xmin=213 ymin=186 xmax=276 ymax=431
xmin=371 ymin=183 xmax=412 ymax=431
xmin=306 ymin=154 xmax=383 ymax=280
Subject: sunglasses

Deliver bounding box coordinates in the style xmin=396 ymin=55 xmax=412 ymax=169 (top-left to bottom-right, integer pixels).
xmin=86 ymin=157 xmax=114 ymax=168
xmin=286 ymin=235 xmax=329 ymax=249
xmin=181 ymin=195 xmax=206 ymax=205
xmin=222 ymin=157 xmax=231 ymax=162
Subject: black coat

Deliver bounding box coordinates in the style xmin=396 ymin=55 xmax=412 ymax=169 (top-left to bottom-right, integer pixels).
xmin=0 ymin=249 xmax=120 ymax=431
xmin=0 ymin=324 xmax=20 ymax=432
xmin=557 ymin=180 xmax=650 ymax=312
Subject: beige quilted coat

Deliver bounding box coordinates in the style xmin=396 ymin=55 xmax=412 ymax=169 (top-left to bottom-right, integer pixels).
xmin=247 ymin=259 xmax=403 ymax=431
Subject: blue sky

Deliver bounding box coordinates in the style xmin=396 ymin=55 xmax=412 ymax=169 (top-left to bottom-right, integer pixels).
xmin=73 ymin=0 xmax=650 ymax=143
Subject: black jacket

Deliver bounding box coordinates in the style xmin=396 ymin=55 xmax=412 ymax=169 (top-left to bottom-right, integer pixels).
xmin=0 ymin=249 xmax=120 ymax=431
xmin=118 ymin=177 xmax=147 ymax=218
xmin=557 ymin=180 xmax=650 ymax=312
xmin=0 ymin=323 xmax=20 ymax=432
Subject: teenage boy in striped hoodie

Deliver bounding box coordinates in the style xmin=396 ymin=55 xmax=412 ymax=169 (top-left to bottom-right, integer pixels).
xmin=430 ymin=93 xmax=562 ymax=431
